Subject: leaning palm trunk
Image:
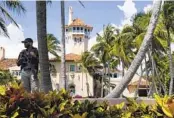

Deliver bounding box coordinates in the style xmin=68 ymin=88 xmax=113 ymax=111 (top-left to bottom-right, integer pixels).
xmin=60 ymin=0 xmax=67 ymax=90
xmin=36 ymin=1 xmax=53 ymax=92
xmin=167 ymin=30 xmax=174 ymax=95
xmin=105 ymin=0 xmax=162 ymax=98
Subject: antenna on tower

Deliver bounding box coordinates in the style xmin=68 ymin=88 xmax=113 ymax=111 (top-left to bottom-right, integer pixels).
xmin=68 ymin=6 xmax=73 ymax=25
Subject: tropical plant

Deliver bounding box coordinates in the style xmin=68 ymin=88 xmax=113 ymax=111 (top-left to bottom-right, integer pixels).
xmin=105 ymin=0 xmax=162 ymax=98
xmin=91 ymin=24 xmax=116 ymax=97
xmin=36 ymin=1 xmax=53 ymax=93
xmin=1 ymin=84 xmax=174 ymax=118
xmin=161 ymin=1 xmax=174 ymax=95
xmin=81 ymin=51 xmax=100 ymax=97
xmin=47 ymin=33 xmax=61 ymax=59
xmin=60 ymin=0 xmax=66 ymax=90
xmin=0 ymin=70 xmax=15 ymax=85
xmin=0 ymin=1 xmax=25 ymax=37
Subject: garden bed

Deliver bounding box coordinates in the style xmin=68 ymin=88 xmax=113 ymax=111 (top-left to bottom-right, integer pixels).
xmin=0 ymin=83 xmax=174 ymax=118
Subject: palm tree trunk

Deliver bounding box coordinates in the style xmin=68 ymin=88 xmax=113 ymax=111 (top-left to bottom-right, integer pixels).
xmin=86 ymin=73 xmax=90 ymax=97
xmin=150 ymin=49 xmax=158 ymax=95
xmin=60 ymin=0 xmax=67 ymax=90
xmin=154 ymin=58 xmax=166 ymax=95
xmin=101 ymin=66 xmax=105 ymax=97
xmin=134 ymin=63 xmax=143 ymax=97
xmin=167 ymin=29 xmax=174 ymax=95
xmin=105 ymin=0 xmax=162 ymax=98
xmin=144 ymin=55 xmax=150 ymax=96
xmin=36 ymin=1 xmax=53 ymax=93
xmin=122 ymin=60 xmax=125 ymax=77
xmin=108 ymin=61 xmax=111 ymax=93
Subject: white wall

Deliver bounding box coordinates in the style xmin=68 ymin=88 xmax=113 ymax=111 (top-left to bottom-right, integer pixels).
xmin=50 ymin=61 xmax=94 ymax=97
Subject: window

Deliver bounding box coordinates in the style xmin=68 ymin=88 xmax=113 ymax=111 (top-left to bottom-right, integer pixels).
xmin=70 ymin=65 xmax=75 ymax=72
xmin=66 ymin=29 xmax=68 ymax=32
xmin=81 ymin=27 xmax=83 ymax=30
xmin=77 ymin=27 xmax=79 ymax=30
xmin=88 ymin=29 xmax=90 ymax=32
xmin=113 ymin=73 xmax=117 ymax=78
xmin=79 ymin=38 xmax=82 ymax=42
xmin=138 ymin=89 xmax=148 ymax=97
xmin=73 ymin=27 xmax=76 ymax=30
xmin=85 ymin=29 xmax=87 ymax=32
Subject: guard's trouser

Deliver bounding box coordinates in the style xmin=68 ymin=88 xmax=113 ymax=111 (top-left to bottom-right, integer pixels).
xmin=20 ymin=69 xmax=39 ymax=92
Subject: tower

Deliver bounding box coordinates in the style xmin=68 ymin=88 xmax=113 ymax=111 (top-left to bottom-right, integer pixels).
xmin=65 ymin=6 xmax=93 ymax=55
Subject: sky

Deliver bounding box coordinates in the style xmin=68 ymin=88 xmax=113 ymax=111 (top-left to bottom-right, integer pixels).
xmin=0 ymin=0 xmax=155 ymax=58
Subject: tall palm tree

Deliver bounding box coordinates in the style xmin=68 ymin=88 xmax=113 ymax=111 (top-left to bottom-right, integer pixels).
xmin=36 ymin=1 xmax=53 ymax=93
xmin=60 ymin=0 xmax=66 ymax=90
xmin=47 ymin=33 xmax=61 ymax=59
xmin=0 ymin=1 xmax=25 ymax=37
xmin=91 ymin=24 xmax=116 ymax=97
xmin=114 ymin=12 xmax=167 ymax=96
xmin=111 ymin=26 xmax=135 ymax=76
xmin=81 ymin=51 xmax=100 ymax=97
xmin=162 ymin=1 xmax=174 ymax=95
xmin=105 ymin=0 xmax=162 ymax=98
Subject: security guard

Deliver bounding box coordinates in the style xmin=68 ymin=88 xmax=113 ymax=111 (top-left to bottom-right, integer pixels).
xmin=17 ymin=38 xmax=39 ymax=92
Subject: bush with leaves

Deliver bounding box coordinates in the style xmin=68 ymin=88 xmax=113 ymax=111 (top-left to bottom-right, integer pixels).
xmin=0 ymin=70 xmax=17 ymax=85
xmin=0 ymin=83 xmax=174 ymax=118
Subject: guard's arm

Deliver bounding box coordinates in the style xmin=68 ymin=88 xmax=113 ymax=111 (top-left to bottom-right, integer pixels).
xmin=16 ymin=52 xmax=23 ymax=66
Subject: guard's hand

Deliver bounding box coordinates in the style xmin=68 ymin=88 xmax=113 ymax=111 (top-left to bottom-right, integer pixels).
xmin=30 ymin=51 xmax=36 ymax=57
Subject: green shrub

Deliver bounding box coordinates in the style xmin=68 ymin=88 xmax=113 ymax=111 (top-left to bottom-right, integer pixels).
xmin=0 ymin=84 xmax=173 ymax=118
xmin=0 ymin=70 xmax=20 ymax=85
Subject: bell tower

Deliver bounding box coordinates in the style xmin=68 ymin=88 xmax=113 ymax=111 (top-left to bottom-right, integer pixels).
xmin=65 ymin=6 xmax=93 ymax=55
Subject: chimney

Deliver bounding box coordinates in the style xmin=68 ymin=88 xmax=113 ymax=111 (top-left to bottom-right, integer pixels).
xmin=0 ymin=47 xmax=5 ymax=60
xmin=68 ymin=6 xmax=73 ymax=25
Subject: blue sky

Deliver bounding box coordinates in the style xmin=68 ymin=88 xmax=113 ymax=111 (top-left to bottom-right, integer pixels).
xmin=11 ymin=1 xmax=152 ymax=40
xmin=0 ymin=0 xmax=154 ymax=58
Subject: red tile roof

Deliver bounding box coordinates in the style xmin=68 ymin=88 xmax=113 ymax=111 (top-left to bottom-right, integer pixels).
xmin=129 ymin=79 xmax=149 ymax=86
xmin=0 ymin=59 xmax=17 ymax=70
xmin=0 ymin=54 xmax=81 ymax=70
xmin=65 ymin=18 xmax=93 ymax=30
xmin=50 ymin=53 xmax=81 ymax=62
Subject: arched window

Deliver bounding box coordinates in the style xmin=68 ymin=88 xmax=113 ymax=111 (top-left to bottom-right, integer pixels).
xmin=69 ymin=83 xmax=75 ymax=96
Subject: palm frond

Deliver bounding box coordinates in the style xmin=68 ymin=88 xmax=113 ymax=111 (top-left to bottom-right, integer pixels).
xmin=2 ymin=1 xmax=26 ymax=15
xmin=0 ymin=5 xmax=18 ymax=27
xmin=78 ymin=0 xmax=85 ymax=8
xmin=0 ymin=17 xmax=8 ymax=37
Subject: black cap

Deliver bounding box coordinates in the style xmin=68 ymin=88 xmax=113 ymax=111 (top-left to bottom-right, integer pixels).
xmin=21 ymin=38 xmax=33 ymax=43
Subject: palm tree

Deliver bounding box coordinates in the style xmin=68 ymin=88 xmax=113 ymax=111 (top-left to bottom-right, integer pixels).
xmin=91 ymin=24 xmax=116 ymax=97
xmin=0 ymin=1 xmax=25 ymax=37
xmin=81 ymin=51 xmax=100 ymax=97
xmin=111 ymin=26 xmax=135 ymax=77
xmin=114 ymin=12 xmax=167 ymax=96
xmin=47 ymin=34 xmax=61 ymax=59
xmin=59 ymin=0 xmax=86 ymax=91
xmin=36 ymin=1 xmax=53 ymax=93
xmin=105 ymin=0 xmax=162 ymax=98
xmin=161 ymin=1 xmax=174 ymax=95
xmin=60 ymin=0 xmax=66 ymax=90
